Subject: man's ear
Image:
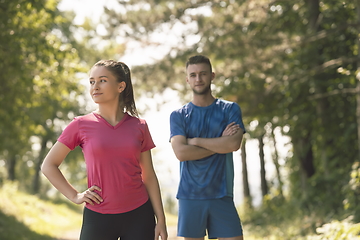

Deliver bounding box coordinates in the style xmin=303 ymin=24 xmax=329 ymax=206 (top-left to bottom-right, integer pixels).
xmin=211 ymin=72 xmax=215 ymax=81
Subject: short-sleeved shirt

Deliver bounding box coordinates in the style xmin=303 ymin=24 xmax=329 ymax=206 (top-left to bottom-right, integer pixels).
xmin=170 ymin=99 xmax=245 ymax=200
xmin=58 ymin=112 xmax=155 ymax=214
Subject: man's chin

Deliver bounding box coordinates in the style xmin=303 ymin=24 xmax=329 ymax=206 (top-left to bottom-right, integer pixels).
xmin=193 ymin=89 xmax=211 ymax=95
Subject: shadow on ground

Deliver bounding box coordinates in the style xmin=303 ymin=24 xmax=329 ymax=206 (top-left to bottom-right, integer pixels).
xmin=0 ymin=210 xmax=54 ymax=240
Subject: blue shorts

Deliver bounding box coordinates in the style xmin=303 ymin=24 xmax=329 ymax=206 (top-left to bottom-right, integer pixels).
xmin=178 ymin=197 xmax=243 ymax=239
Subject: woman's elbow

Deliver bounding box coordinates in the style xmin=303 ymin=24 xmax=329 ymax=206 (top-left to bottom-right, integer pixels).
xmin=40 ymin=162 xmax=48 ymax=175
xmin=41 ymin=161 xmax=55 ymax=175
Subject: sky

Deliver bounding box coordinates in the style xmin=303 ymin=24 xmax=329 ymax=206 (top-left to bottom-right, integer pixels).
xmin=57 ymin=0 xmax=292 ymax=207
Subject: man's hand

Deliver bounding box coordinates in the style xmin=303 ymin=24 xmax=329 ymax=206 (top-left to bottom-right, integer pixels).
xmin=222 ymin=122 xmax=240 ymax=136
xmin=187 ymin=138 xmax=197 ymax=146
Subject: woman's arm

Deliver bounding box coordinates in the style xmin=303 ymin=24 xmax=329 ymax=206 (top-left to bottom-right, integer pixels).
xmin=139 ymin=150 xmax=168 ymax=240
xmin=41 ymin=141 xmax=103 ymax=205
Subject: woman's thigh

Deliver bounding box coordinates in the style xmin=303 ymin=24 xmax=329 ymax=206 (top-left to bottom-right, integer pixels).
xmin=80 ymin=200 xmax=155 ymax=240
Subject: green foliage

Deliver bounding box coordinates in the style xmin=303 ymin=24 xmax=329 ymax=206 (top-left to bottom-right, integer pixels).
xmin=99 ymin=0 xmax=360 ymax=238
xmin=307 ymin=217 xmax=360 ymax=240
xmin=105 ymin=0 xmax=359 ymax=196
xmin=343 ymin=162 xmax=360 ymax=222
xmin=0 ymin=0 xmax=97 ymax=193
xmin=0 ymin=0 xmax=359 ymax=238
xmin=242 ymin=195 xmax=360 ymax=239
xmin=242 ymin=195 xmax=312 ymax=239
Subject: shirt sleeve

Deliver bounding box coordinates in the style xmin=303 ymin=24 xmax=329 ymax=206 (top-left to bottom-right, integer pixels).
xmin=140 ymin=120 xmax=156 ymax=152
xmin=169 ymin=110 xmax=186 ymax=140
xmin=57 ymin=117 xmax=82 ymax=150
xmin=229 ymin=103 xmax=246 ymax=133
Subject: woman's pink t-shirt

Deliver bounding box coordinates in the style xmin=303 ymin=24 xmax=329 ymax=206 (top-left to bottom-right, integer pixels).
xmin=57 ymin=112 xmax=155 ymax=214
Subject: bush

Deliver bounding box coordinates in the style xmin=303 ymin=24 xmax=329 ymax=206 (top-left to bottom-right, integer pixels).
xmin=306 ymin=216 xmax=360 ymax=240
xmin=343 ymin=162 xmax=360 ymax=222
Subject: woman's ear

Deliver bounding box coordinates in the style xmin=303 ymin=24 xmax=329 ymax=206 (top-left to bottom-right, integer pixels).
xmin=118 ymin=81 xmax=126 ymax=93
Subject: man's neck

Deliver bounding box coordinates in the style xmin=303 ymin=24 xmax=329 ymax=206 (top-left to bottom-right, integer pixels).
xmin=191 ymin=94 xmax=215 ymax=107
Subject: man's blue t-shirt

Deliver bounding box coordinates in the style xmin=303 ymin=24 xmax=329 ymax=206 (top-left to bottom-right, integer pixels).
xmin=170 ymin=99 xmax=245 ymax=200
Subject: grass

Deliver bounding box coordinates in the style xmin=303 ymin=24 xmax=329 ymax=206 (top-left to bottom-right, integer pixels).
xmin=5 ymin=180 xmax=358 ymax=240
xmin=0 ymin=181 xmax=82 ymax=240
xmin=238 ymin=196 xmax=360 ymax=240
xmin=0 ymin=181 xmax=180 ymax=240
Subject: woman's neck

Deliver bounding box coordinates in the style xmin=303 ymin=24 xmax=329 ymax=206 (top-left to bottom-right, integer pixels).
xmin=95 ymin=104 xmax=125 ymax=126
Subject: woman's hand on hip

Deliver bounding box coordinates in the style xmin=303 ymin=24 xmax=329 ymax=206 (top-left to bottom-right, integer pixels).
xmin=73 ymin=185 xmax=103 ymax=205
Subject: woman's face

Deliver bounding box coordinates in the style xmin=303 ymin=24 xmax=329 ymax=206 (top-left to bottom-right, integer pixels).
xmin=89 ymin=66 xmax=125 ymax=105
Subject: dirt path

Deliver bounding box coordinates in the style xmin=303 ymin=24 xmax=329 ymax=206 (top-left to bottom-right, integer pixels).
xmin=58 ymin=225 xmax=180 ymax=240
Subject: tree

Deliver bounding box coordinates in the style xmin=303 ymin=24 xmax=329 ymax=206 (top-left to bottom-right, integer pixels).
xmin=270 ymin=127 xmax=284 ymax=197
xmin=356 ymin=0 xmax=360 ymax=161
xmin=241 ymin=138 xmax=252 ymax=208
xmin=101 ymin=0 xmax=359 ymax=217
xmin=0 ymin=0 xmax=87 ymax=193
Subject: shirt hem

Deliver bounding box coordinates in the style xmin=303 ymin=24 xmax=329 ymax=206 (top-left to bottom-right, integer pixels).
xmin=85 ymin=196 xmax=149 ymax=214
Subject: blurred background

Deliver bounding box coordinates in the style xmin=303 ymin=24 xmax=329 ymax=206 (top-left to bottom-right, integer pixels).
xmin=0 ymin=0 xmax=360 ymax=239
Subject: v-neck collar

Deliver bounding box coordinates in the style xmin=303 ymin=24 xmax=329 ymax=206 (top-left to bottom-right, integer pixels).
xmin=92 ymin=112 xmax=128 ymax=129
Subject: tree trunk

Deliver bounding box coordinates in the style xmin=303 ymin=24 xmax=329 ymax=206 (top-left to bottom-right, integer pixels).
xmin=307 ymin=0 xmax=320 ymax=29
xmin=356 ymin=0 xmax=360 ymax=160
xmin=307 ymin=0 xmax=330 ymax=177
xmin=32 ymin=136 xmax=49 ymax=193
xmin=271 ymin=128 xmax=283 ymax=197
xmin=7 ymin=156 xmax=16 ymax=181
xmin=293 ymin=131 xmax=315 ymax=197
xmin=299 ymin=133 xmax=316 ymax=178
xmin=241 ymin=139 xmax=252 ymax=208
xmin=259 ymin=134 xmax=268 ymax=197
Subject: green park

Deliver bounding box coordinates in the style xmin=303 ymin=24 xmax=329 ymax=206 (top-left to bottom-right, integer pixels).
xmin=0 ymin=0 xmax=360 ymax=239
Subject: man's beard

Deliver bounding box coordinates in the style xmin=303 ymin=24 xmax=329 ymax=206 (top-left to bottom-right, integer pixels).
xmin=192 ymin=86 xmax=211 ymax=96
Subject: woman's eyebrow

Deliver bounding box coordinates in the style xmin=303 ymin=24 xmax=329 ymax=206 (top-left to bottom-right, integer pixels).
xmin=89 ymin=75 xmax=109 ymax=79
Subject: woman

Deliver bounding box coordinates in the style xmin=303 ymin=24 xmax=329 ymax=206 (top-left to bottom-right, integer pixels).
xmin=41 ymin=60 xmax=168 ymax=240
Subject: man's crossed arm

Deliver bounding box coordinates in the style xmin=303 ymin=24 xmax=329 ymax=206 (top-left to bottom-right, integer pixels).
xmin=170 ymin=122 xmax=244 ymax=162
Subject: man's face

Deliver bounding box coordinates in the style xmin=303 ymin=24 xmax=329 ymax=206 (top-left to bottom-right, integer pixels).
xmin=186 ymin=63 xmax=215 ymax=95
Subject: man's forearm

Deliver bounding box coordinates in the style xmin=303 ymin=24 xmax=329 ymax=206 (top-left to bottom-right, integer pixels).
xmin=172 ymin=142 xmax=215 ymax=161
xmin=188 ymin=132 xmax=243 ymax=154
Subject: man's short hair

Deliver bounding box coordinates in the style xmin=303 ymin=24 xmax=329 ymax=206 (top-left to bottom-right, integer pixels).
xmin=186 ymin=55 xmax=212 ymax=72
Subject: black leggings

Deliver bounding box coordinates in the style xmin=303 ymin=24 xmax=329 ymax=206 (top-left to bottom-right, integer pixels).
xmin=80 ymin=200 xmax=155 ymax=240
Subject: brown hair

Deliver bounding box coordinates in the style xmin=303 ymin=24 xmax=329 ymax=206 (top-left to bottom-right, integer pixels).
xmin=186 ymin=55 xmax=212 ymax=73
xmin=93 ymin=60 xmax=139 ymax=117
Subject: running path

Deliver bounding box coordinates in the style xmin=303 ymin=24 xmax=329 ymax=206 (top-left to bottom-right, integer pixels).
xmin=168 ymin=225 xmax=181 ymax=239
xmin=58 ymin=225 xmax=180 ymax=240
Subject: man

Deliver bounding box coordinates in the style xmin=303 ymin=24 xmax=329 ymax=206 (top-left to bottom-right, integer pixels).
xmin=170 ymin=55 xmax=246 ymax=240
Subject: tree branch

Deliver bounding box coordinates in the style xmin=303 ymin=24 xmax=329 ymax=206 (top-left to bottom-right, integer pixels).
xmin=308 ymin=88 xmax=358 ymax=100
